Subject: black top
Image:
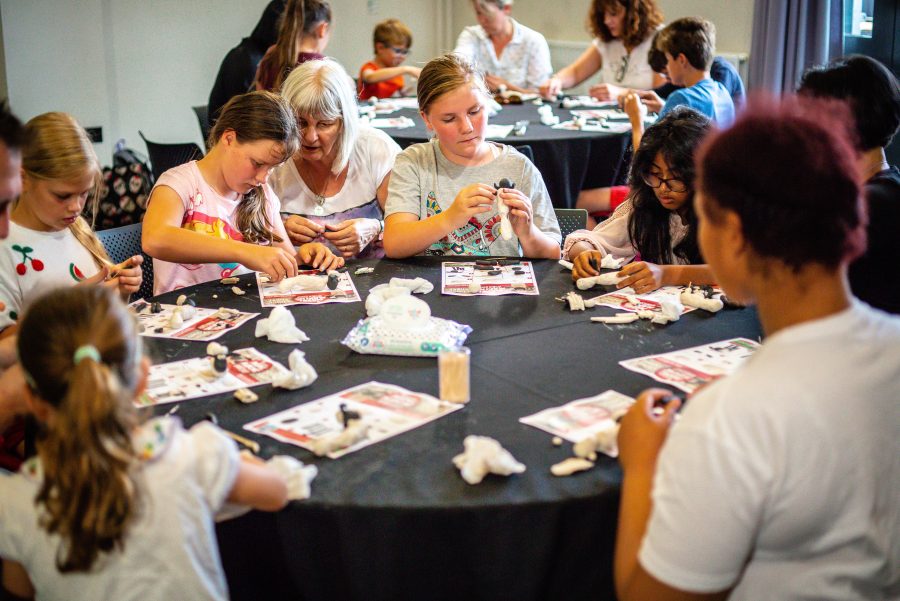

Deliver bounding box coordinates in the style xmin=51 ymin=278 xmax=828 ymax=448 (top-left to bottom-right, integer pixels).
xmin=850 ymin=165 xmax=900 ymax=313
xmin=207 ymin=0 xmax=285 ymax=127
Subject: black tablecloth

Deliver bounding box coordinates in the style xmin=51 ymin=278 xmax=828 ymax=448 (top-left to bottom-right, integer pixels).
xmin=377 ymin=104 xmax=631 ymax=209
xmin=144 ymin=258 xmax=761 ymax=601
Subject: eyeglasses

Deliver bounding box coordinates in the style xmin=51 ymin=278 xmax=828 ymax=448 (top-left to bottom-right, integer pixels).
xmin=641 ymin=173 xmax=688 ymax=193
xmin=390 ymin=46 xmax=410 ymax=55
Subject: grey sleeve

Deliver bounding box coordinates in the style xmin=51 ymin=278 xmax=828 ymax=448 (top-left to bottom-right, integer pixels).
xmin=384 ymin=148 xmax=427 ymax=219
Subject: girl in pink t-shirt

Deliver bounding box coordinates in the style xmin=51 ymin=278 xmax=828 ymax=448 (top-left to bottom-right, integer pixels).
xmin=143 ymin=91 xmax=342 ymax=294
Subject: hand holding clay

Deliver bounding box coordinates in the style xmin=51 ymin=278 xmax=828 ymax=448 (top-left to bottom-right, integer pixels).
xmin=109 ymin=255 xmax=144 ymax=296
xmin=616 ymin=388 xmax=680 ymax=474
xmin=498 ymin=187 xmax=535 ymax=239
xmin=572 ymin=250 xmax=604 ymax=281
xmin=297 ymin=243 xmax=344 ymax=272
xmin=283 ymin=214 xmax=325 ymax=245
xmin=323 ymin=218 xmax=380 ymax=258
xmin=241 ymin=244 xmax=298 ymax=282
xmin=616 ymin=261 xmax=665 ymax=293
xmin=444 ymin=183 xmax=496 ymax=230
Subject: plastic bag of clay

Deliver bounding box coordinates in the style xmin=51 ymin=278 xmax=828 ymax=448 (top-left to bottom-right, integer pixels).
xmin=342 ymin=295 xmax=471 ymax=357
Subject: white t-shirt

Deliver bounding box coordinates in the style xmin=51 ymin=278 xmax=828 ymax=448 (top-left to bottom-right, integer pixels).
xmin=0 ymin=221 xmax=101 ymax=329
xmin=592 ymin=32 xmax=657 ymax=89
xmin=149 ymin=161 xmax=282 ymax=295
xmin=640 ymin=302 xmax=900 ymax=600
xmin=453 ymin=19 xmax=553 ymax=90
xmin=0 ymin=417 xmax=240 ymax=601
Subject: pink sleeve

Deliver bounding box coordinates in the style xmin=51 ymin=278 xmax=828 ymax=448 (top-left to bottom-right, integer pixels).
xmin=561 ymin=200 xmax=637 ymax=261
xmin=151 ymin=163 xmax=195 ymax=212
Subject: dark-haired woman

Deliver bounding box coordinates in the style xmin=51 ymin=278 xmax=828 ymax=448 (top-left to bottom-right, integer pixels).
xmin=563 ymin=107 xmax=714 ymax=293
xmin=539 ymin=0 xmax=666 ymax=102
xmin=613 ymin=96 xmax=900 ymax=601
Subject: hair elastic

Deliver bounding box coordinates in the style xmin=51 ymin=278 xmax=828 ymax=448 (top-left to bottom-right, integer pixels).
xmin=73 ymin=345 xmax=101 ymax=365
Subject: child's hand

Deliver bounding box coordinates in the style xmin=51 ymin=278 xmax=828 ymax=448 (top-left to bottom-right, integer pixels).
xmin=634 ymin=90 xmax=664 ymax=113
xmin=298 ymin=243 xmax=344 ymax=272
xmin=617 ymin=388 xmax=680 ymax=474
xmin=322 ymin=219 xmax=380 ymax=258
xmin=616 ymin=261 xmax=664 ymax=293
xmin=497 ymin=188 xmax=535 ymax=239
xmin=589 ymin=83 xmax=625 ymax=102
xmin=444 ymin=184 xmax=495 ymax=230
xmin=108 ymin=255 xmax=144 ymax=296
xmin=283 ymin=215 xmax=325 ymax=246
xmin=243 ymin=245 xmax=298 ymax=282
xmin=572 ymin=250 xmax=604 ymax=281
xmin=405 ymin=66 xmax=422 ymax=78
xmin=622 ymin=92 xmax=647 ymax=125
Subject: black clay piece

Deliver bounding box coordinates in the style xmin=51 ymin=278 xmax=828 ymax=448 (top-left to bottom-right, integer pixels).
xmin=327 ymin=273 xmax=339 ymax=290
xmin=213 ymin=355 xmax=228 ymax=373
xmin=150 ymin=302 xmax=162 ymax=313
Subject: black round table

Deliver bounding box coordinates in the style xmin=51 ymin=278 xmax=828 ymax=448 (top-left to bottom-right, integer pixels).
xmin=375 ymin=103 xmax=632 ymax=209
xmin=144 ymin=258 xmax=762 ymax=601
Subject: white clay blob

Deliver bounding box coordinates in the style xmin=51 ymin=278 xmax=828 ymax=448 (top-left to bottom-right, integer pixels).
xmin=452 ymin=435 xmax=526 ymax=485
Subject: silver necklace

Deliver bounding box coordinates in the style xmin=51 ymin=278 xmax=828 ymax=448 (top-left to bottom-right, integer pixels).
xmin=311 ymin=170 xmax=332 ymax=216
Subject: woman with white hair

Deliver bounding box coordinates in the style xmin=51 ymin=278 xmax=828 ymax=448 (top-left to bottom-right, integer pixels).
xmin=453 ymin=0 xmax=552 ymax=94
xmin=271 ymin=59 xmax=400 ymax=259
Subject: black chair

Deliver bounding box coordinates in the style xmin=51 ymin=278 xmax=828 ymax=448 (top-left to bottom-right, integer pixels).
xmin=139 ymin=131 xmax=203 ymax=183
xmin=554 ymin=208 xmax=588 ymax=240
xmin=192 ymin=105 xmax=211 ymax=147
xmin=96 ymin=222 xmax=155 ymax=300
xmin=513 ymin=144 xmax=535 ymax=162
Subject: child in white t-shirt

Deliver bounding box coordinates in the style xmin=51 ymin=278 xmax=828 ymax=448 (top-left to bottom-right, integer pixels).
xmin=0 ymin=286 xmax=289 ymax=601
xmin=0 ymin=112 xmax=143 ymax=332
xmin=614 ymin=98 xmax=900 ymax=600
xmin=142 ymin=91 xmax=343 ymax=295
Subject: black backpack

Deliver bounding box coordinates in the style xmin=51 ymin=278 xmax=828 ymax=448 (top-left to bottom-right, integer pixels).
xmin=85 ymin=144 xmax=153 ymax=231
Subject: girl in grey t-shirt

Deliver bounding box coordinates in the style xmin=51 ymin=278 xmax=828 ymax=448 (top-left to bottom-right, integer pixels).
xmin=383 ymin=53 xmax=560 ymax=258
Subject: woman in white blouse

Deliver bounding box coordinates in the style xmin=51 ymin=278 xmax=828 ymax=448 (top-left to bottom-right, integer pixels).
xmin=453 ymin=0 xmax=552 ymax=94
xmin=271 ymin=59 xmax=400 ymax=259
xmin=539 ymin=0 xmax=665 ymax=102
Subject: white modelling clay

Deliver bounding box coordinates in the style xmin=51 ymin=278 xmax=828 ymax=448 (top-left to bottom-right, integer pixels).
xmin=206 ymin=342 xmax=229 ymax=356
xmin=452 ymin=435 xmax=526 ymax=485
xmin=220 ymin=277 xmax=240 ymax=285
xmin=234 ymin=388 xmax=259 ymax=404
xmin=552 ymin=436 xmax=563 ymax=446
xmin=178 ymin=305 xmax=197 ymax=321
xmin=278 ymin=274 xmax=327 ymax=292
xmin=576 ymin=272 xmax=623 ymax=290
xmin=175 ymin=294 xmax=187 ymax=306
xmin=168 ymin=311 xmax=183 ymax=329
xmin=231 ymin=286 xmax=246 ymax=296
xmin=558 ymin=259 xmax=574 ymax=270
xmin=468 ymin=282 xmax=481 ymax=294
xmin=590 ymin=313 xmax=640 ymax=324
xmin=600 ymin=254 xmax=625 ymax=269
xmin=272 ymin=349 xmax=318 ymax=390
xmin=311 ymin=419 xmax=369 ymax=456
xmin=266 ymin=455 xmax=318 ymax=500
xmin=388 ymin=277 xmax=434 ymax=294
xmin=365 ymin=284 xmax=411 ymax=317
xmin=497 ymin=197 xmax=512 ymax=241
xmin=354 ymin=267 xmax=375 ymax=275
xmin=681 ymin=286 xmax=724 ymax=312
xmin=254 ymin=306 xmax=310 ymax=344
xmin=573 ymin=423 xmax=621 ymax=459
xmin=550 ymin=457 xmax=595 ymax=477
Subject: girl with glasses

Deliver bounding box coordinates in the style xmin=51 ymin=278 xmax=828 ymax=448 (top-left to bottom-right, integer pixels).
xmin=563 ymin=107 xmax=715 ymax=293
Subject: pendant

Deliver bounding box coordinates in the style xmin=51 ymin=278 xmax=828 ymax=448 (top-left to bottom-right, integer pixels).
xmin=313 ymin=204 xmax=325 ymax=216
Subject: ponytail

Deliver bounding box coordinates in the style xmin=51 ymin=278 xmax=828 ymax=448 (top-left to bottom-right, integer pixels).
xmin=18 ymin=286 xmax=143 ymax=573
xmin=271 ymin=0 xmax=332 ymax=90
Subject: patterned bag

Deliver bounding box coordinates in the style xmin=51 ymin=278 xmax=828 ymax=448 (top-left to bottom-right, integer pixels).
xmin=85 ymin=145 xmax=153 ymax=231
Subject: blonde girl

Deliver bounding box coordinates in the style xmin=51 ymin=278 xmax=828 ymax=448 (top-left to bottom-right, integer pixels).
xmin=383 ymin=53 xmax=561 ymax=258
xmin=0 ymin=112 xmax=143 ymax=334
xmin=254 ymin=0 xmax=332 ymax=92
xmin=0 ymin=286 xmax=288 ymax=600
xmin=142 ymin=91 xmax=342 ymax=295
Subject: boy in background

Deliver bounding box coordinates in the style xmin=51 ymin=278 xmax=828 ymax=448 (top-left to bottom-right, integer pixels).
xmin=358 ymin=19 xmax=421 ymax=100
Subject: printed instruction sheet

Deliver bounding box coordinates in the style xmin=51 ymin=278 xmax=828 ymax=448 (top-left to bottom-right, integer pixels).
xmin=520 ymin=389 xmax=634 ymax=445
xmin=256 ymin=270 xmax=361 ymax=307
xmin=244 ymin=381 xmax=463 ymax=458
xmin=137 ymin=347 xmax=289 ymax=407
xmin=619 ymin=338 xmax=760 ymax=393
xmin=131 ymin=302 xmax=258 ymax=341
xmin=441 ymin=261 xmax=540 ymax=296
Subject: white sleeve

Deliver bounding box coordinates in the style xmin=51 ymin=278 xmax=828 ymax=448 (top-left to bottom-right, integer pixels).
xmin=453 ymin=27 xmax=479 ymax=62
xmin=187 ymin=422 xmax=241 ymax=511
xmin=526 ymin=34 xmax=554 ymax=90
xmin=561 ymin=201 xmax=636 ymax=261
xmin=639 ymin=412 xmax=769 ymax=592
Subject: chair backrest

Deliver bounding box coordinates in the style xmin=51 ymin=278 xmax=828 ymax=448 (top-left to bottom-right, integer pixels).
xmin=554 ymin=208 xmax=588 ymax=240
xmin=192 ymin=105 xmax=211 ymax=147
xmin=139 ymin=131 xmax=204 ymax=183
xmin=96 ymin=222 xmax=155 ymax=300
xmin=513 ymin=144 xmax=535 ymax=163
